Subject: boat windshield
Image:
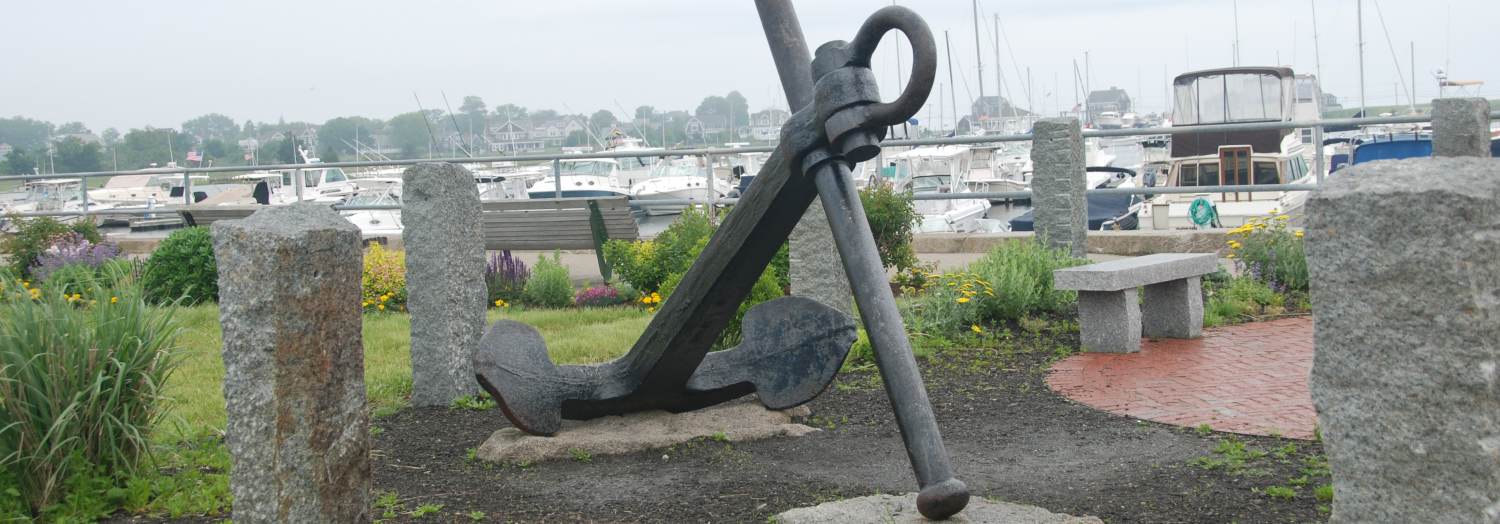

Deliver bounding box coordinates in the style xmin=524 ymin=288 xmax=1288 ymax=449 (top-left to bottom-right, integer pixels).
xmin=910 ymin=176 xmax=949 ymax=194
xmin=558 ymin=161 xmax=613 ymax=175
xmin=346 ymin=192 xmax=396 ymax=206
xmin=649 ymin=162 xmax=707 ymax=179
xmin=1174 ymin=72 xmax=1290 ymax=125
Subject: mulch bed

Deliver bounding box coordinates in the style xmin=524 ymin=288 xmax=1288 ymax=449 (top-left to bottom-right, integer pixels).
xmin=122 ymin=318 xmax=1331 ymax=523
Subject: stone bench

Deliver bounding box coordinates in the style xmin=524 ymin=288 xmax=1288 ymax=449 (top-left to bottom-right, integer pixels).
xmin=1054 ymin=253 xmax=1219 ymax=353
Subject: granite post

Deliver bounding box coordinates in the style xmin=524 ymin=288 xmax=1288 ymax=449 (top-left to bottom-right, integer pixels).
xmin=213 ymin=204 xmax=371 ymax=523
xmin=1030 ymin=118 xmax=1088 ymax=258
xmin=1075 ymin=289 xmax=1141 ymax=353
xmin=403 ymin=163 xmax=487 ymax=406
xmin=790 ymin=196 xmax=853 ymax=315
xmin=1431 ymin=98 xmax=1493 ymax=158
xmin=1306 ymin=157 xmax=1500 ymax=523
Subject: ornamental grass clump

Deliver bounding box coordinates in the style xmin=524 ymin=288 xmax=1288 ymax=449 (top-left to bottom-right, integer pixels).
xmin=362 ymin=242 xmax=406 ymax=312
xmin=141 ymin=226 xmax=218 ymax=305
xmin=523 ymin=250 xmax=574 ymax=308
xmin=486 ymin=250 xmax=529 ymax=307
xmin=0 ymin=263 xmax=187 ymax=514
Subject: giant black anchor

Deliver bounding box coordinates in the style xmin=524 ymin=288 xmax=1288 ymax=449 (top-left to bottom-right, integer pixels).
xmin=474 ymin=2 xmax=968 ymax=519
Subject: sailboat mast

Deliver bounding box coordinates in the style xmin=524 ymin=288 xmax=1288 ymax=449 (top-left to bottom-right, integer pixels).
xmin=1358 ymin=0 xmax=1366 ymax=118
xmin=945 ymin=31 xmax=959 ymax=134
xmin=994 ymin=14 xmax=1003 ymax=122
xmin=973 ymin=0 xmax=985 ymax=122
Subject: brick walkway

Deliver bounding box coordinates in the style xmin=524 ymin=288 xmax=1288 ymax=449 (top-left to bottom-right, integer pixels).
xmin=1046 ymin=317 xmax=1317 ymax=440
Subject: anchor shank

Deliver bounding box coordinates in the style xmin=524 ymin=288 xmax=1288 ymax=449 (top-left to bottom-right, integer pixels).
xmin=813 ymin=161 xmax=957 ymax=488
xmin=755 ymin=0 xmax=817 ymax=111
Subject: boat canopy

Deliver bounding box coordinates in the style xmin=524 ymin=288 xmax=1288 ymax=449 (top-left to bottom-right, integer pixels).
xmin=1173 ymin=67 xmax=1294 ymax=126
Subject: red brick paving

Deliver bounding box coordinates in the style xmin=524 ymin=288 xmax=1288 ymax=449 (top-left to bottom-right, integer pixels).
xmin=1046 ymin=317 xmax=1317 ymax=440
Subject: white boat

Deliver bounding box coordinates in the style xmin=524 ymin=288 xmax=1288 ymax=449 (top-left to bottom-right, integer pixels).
xmin=963 ymin=144 xmax=1032 ymax=196
xmin=1121 ymin=112 xmax=1139 ymax=128
xmin=230 ymin=166 xmax=360 ymax=204
xmin=885 ymin=146 xmax=992 ymax=233
xmin=606 ymin=139 xmax=664 ymax=188
xmin=527 ymin=158 xmax=630 ymax=200
xmin=628 ymin=158 xmax=729 ymax=216
xmin=1095 ymin=111 xmax=1124 ymax=129
xmin=3 ymin=179 xmax=118 ymax=218
xmin=339 ymin=178 xmax=403 ymax=240
xmin=1139 ymin=67 xmax=1316 ymax=230
xmin=87 ymin=171 xmax=209 ymax=205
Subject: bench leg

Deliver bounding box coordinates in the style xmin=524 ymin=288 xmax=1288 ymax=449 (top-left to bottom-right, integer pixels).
xmin=1077 ymin=289 xmax=1141 ymax=353
xmin=1142 ymin=276 xmax=1203 ymax=339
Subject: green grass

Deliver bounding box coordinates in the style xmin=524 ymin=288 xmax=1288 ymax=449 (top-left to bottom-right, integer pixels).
xmin=166 ymin=304 xmax=654 ymax=433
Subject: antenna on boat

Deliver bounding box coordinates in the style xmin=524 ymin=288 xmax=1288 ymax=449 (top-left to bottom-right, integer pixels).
xmin=440 ymin=90 xmax=474 ymax=158
xmin=1371 ymin=0 xmax=1415 ymax=112
xmin=945 ymin=30 xmax=959 ymax=134
xmin=1358 ymin=0 xmax=1366 ymax=119
xmin=972 ymin=0 xmax=985 ymax=116
xmin=1311 ymin=0 xmax=1324 ymax=94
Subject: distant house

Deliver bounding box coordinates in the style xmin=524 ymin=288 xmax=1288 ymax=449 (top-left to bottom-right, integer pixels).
xmin=0 ymin=143 xmax=11 ymax=157
xmin=684 ymin=115 xmax=726 ymax=138
xmin=968 ymin=96 xmax=1034 ymax=134
xmin=486 ymin=119 xmax=545 ymax=152
xmin=1322 ymin=92 xmax=1342 ymax=112
xmin=1087 ymin=87 xmax=1133 ymax=122
xmin=531 ymin=118 xmax=586 ymax=146
xmin=748 ymin=108 xmax=790 ymax=141
xmin=296 ymin=127 xmax=320 ymax=148
xmin=237 ymin=138 xmax=260 ymax=150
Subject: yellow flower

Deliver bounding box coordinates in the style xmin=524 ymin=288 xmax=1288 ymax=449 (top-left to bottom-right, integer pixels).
xmin=1269 ymin=209 xmax=1280 ymax=214
xmin=972 ymin=325 xmax=982 ymax=333
xmin=956 ymin=297 xmax=970 ymax=303
xmin=21 ymin=282 xmax=28 ymax=287
xmin=378 ymin=304 xmax=385 ymax=310
xmin=1227 ymin=240 xmax=1236 ymax=245
xmin=1276 ymin=215 xmax=1290 ymax=220
xmin=1295 ymin=231 xmax=1304 ymax=237
xmin=1227 ymin=254 xmax=1236 ymax=258
xmin=110 ymin=297 xmax=117 ymax=303
xmin=947 ymin=282 xmax=956 ymax=286
xmin=380 ymin=295 xmax=388 ymax=301
xmin=984 ymin=291 xmax=994 ymax=296
xmin=648 ymin=307 xmax=655 ymax=312
xmin=495 ymin=300 xmax=504 ymax=307
xmin=72 ymin=294 xmax=80 ymax=299
xmin=363 ymin=302 xmax=369 ymax=307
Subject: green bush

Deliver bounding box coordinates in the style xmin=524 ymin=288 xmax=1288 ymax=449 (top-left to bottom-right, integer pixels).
xmin=0 ymin=215 xmax=104 ymax=278
xmin=142 ymin=226 xmax=218 ymax=305
xmin=859 ymin=180 xmax=920 ymax=271
xmin=523 ymin=250 xmax=574 ymax=308
xmin=904 ymin=239 xmax=1089 ymax=335
xmin=1226 ymin=211 xmax=1308 ymax=290
xmin=0 ymin=263 xmax=186 ymax=513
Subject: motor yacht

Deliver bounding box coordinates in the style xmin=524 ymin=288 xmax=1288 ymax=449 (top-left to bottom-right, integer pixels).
xmin=87 ymin=172 xmax=209 ymax=205
xmin=628 ymin=157 xmax=729 ymax=216
xmin=885 ymin=146 xmax=992 ymax=233
xmin=338 ymin=178 xmax=403 ymax=240
xmin=527 ymin=158 xmax=630 ymax=200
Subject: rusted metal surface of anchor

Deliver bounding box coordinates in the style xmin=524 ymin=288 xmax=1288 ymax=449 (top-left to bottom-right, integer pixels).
xmin=475 ymin=1 xmax=967 ymax=519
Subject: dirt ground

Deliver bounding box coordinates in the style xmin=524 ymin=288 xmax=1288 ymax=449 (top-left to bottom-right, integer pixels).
xmin=121 ymin=317 xmax=1329 ymax=524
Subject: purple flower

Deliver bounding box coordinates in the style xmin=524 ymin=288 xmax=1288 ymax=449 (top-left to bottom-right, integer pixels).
xmin=30 ymin=231 xmax=122 ymax=281
xmin=575 ymin=286 xmax=624 ymax=308
xmin=486 ymin=250 xmax=530 ymax=287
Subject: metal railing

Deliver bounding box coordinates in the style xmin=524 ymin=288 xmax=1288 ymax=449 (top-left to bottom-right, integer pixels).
xmin=4 ymin=111 xmax=1492 ymax=218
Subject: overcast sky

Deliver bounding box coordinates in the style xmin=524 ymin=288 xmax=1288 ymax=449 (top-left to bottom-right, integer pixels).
xmin=5 ymin=0 xmax=1493 ymax=133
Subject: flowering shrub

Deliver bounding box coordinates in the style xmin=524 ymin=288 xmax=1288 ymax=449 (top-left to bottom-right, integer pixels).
xmin=575 ymin=286 xmax=626 ymax=308
xmin=636 ymin=291 xmax=662 ymax=311
xmin=523 ymin=250 xmax=573 ymax=308
xmin=486 ymin=250 xmax=529 ymax=307
xmin=1 ymin=215 xmax=105 ymax=278
xmin=362 ymin=242 xmax=406 ymax=312
xmin=141 ymin=226 xmax=218 ymax=305
xmin=29 ymin=231 xmax=123 ymax=282
xmin=904 ymin=239 xmax=1089 ymax=336
xmin=1226 ymin=210 xmax=1308 ymax=291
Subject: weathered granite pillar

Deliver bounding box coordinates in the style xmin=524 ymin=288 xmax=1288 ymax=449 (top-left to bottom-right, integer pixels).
xmin=1431 ymin=98 xmax=1493 ymax=158
xmin=1306 ymin=157 xmax=1500 ymax=523
xmin=213 ymin=204 xmax=371 ymax=523
xmin=1030 ymin=118 xmax=1088 ymax=258
xmin=403 ymin=163 xmax=487 ymax=406
xmin=790 ymin=196 xmax=853 ymax=315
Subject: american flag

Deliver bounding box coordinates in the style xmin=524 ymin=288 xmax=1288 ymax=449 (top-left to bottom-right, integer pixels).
xmin=244 ymin=153 xmax=253 ymax=161
xmin=186 ymin=151 xmax=203 ymax=162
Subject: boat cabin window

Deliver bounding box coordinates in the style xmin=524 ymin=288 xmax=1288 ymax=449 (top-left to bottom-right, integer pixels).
xmin=559 ymin=161 xmax=612 ymax=175
xmin=325 ymin=168 xmax=347 ymax=183
xmin=1253 ymin=162 xmax=1280 ymax=185
xmin=1174 ymin=72 xmax=1289 ymax=125
xmin=910 ymin=176 xmax=948 ymax=194
xmin=1178 ymin=163 xmax=1222 ymax=187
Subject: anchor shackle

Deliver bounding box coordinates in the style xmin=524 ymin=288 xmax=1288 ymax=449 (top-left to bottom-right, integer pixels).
xmin=811 ymin=5 xmax=937 ymax=164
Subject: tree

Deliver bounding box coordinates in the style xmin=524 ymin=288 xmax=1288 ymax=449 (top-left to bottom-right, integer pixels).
xmin=51 ymin=136 xmax=103 ymax=173
xmin=243 ymin=120 xmax=257 ymax=138
xmin=532 ymin=109 xmax=559 ymax=121
xmin=100 ymin=128 xmax=120 ymax=146
xmin=273 ymin=137 xmax=305 ymax=164
xmin=56 ymin=121 xmax=90 ymax=134
xmin=491 ymin=104 xmax=527 ymax=119
xmin=116 ymin=128 xmax=195 ymax=169
xmin=0 ymin=116 xmax=56 ymax=149
xmin=725 ymin=90 xmax=749 ymax=131
xmin=387 ymin=112 xmax=432 ymax=157
xmin=319 ymin=144 xmax=340 ymax=163
xmin=318 ymin=116 xmax=380 ymax=154
xmin=182 ymin=113 xmax=239 ymax=141
xmin=590 ymin=109 xmax=617 ymax=133
xmin=635 ymin=105 xmax=655 ymax=120
xmin=565 ymin=129 xmax=590 ymax=147
xmin=1 ymin=147 xmax=37 ymax=175
xmin=459 ymin=96 xmax=487 ymax=116
xmin=695 ymin=92 xmax=750 ymax=139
